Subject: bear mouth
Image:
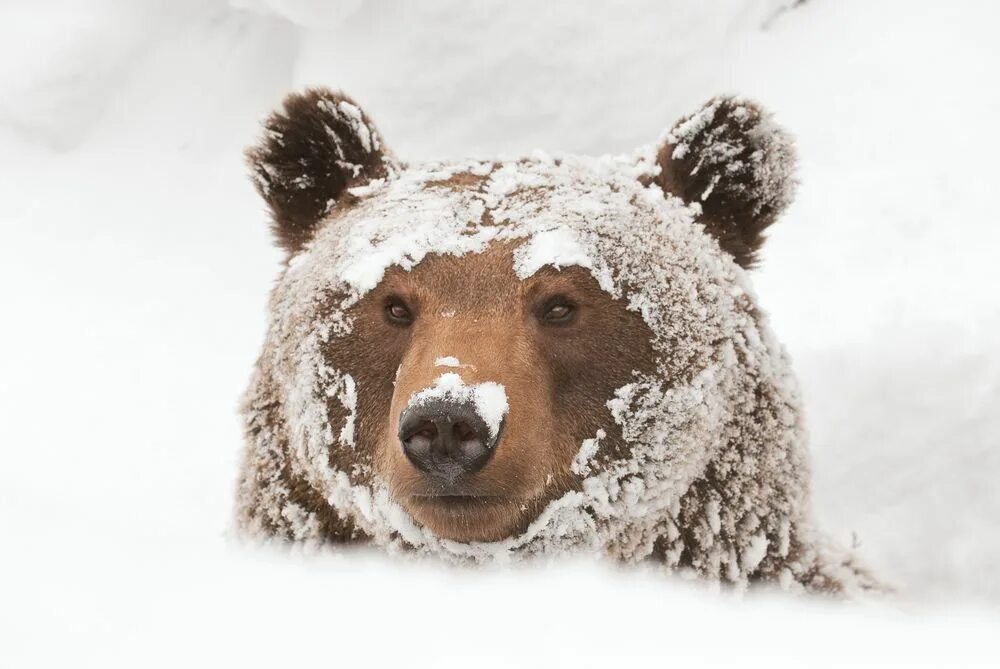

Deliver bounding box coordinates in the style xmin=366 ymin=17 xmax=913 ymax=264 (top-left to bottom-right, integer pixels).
xmin=407 ymin=493 xmax=520 ymax=520
xmin=410 ymin=494 xmax=502 ymax=508
xmin=404 ymin=492 xmax=544 ymax=542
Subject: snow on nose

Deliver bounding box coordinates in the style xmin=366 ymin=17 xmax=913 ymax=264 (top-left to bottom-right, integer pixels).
xmin=407 ymin=372 xmax=508 ymax=442
xmin=434 ymin=356 xmax=474 ymax=370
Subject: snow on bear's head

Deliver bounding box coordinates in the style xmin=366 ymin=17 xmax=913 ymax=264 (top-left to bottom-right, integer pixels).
xmin=237 ymin=88 xmax=877 ymax=594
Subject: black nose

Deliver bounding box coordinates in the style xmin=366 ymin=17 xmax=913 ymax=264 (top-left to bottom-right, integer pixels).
xmin=398 ymin=399 xmax=503 ymax=480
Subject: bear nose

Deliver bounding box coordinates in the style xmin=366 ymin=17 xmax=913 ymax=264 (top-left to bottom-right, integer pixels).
xmin=398 ymin=399 xmax=502 ymax=480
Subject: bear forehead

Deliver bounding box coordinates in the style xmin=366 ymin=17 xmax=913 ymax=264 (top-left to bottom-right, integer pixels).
xmin=345 ymin=155 xmax=664 ymax=227
xmin=283 ymin=154 xmax=725 ymax=305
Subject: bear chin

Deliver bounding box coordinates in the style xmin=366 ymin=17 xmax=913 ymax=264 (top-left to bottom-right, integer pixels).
xmin=405 ymin=496 xmax=547 ymax=544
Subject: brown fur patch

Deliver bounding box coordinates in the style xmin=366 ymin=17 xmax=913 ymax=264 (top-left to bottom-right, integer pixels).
xmin=424 ymin=170 xmax=494 ymax=190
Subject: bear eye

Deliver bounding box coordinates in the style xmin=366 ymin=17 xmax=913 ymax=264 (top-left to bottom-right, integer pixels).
xmin=540 ymin=297 xmax=576 ymax=325
xmin=385 ymin=297 xmax=414 ymax=325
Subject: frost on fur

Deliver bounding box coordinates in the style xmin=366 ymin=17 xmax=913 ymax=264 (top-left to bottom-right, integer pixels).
xmin=654 ymin=95 xmax=798 ymax=268
xmin=246 ymin=88 xmax=399 ymax=254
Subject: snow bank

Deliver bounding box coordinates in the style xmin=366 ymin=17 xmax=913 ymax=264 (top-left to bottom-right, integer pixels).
xmin=2 ymin=532 xmax=997 ymax=668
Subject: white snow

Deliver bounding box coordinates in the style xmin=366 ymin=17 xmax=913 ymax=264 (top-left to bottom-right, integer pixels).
xmin=513 ymin=226 xmax=595 ymax=278
xmin=742 ymin=533 xmax=770 ymax=573
xmin=336 ymin=100 xmax=373 ymax=152
xmin=408 ymin=373 xmax=509 ymax=441
xmin=337 ymin=373 xmax=357 ymax=448
xmin=572 ymin=428 xmax=606 ymax=476
xmin=2 ymin=0 xmax=999 ymax=665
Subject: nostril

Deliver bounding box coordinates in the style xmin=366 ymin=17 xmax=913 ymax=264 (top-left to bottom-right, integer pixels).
xmin=452 ymin=421 xmax=486 ymax=460
xmin=400 ymin=420 xmax=436 ymax=457
xmin=452 ymin=421 xmax=478 ymax=443
xmin=401 ymin=421 xmax=436 ymax=442
xmin=411 ymin=422 xmax=437 ymax=441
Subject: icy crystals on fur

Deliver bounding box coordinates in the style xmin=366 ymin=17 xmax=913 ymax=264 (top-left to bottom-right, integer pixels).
xmin=408 ymin=373 xmax=508 ymax=442
xmin=238 ymin=152 xmax=870 ymax=592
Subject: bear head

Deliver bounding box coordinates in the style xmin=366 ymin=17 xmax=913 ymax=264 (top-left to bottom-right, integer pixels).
xmin=237 ymin=89 xmax=875 ymax=593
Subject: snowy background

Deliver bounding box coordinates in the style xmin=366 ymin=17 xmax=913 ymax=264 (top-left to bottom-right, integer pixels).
xmin=1 ymin=0 xmax=998 ymax=666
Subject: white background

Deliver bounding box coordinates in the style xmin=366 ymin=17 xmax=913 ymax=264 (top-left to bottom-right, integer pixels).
xmin=1 ymin=1 xmax=998 ymax=666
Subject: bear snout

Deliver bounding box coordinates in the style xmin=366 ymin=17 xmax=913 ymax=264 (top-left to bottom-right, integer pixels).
xmin=398 ymin=397 xmax=504 ymax=482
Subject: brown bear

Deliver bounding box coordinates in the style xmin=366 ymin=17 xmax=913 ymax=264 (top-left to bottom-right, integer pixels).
xmin=236 ymin=88 xmax=877 ymax=594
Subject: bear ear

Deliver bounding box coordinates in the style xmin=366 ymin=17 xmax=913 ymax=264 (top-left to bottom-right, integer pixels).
xmin=246 ymin=88 xmax=398 ymax=254
xmin=654 ymin=96 xmax=797 ymax=268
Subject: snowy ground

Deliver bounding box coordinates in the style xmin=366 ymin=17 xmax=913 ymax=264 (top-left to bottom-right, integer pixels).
xmin=1 ymin=0 xmax=998 ymax=666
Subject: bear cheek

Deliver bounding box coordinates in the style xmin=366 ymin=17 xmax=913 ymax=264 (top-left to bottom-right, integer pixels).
xmin=317 ymin=293 xmax=412 ymax=487
xmin=478 ymin=374 xmax=563 ymax=501
xmin=376 ymin=382 xmax=421 ymax=500
xmin=536 ymin=286 xmax=659 ymax=473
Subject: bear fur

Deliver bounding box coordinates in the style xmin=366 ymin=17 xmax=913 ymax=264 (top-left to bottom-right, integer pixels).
xmin=236 ymin=88 xmax=878 ymax=595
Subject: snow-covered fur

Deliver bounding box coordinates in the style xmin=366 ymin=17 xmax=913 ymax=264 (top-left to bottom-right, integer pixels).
xmin=654 ymin=95 xmax=797 ymax=269
xmin=237 ymin=88 xmax=878 ymax=595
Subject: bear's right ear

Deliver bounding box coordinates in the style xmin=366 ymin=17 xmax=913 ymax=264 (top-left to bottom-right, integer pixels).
xmin=652 ymin=96 xmax=797 ymax=269
xmin=246 ymin=88 xmax=397 ymax=254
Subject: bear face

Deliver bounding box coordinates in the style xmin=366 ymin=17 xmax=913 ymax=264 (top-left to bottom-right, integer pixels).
xmin=329 ymin=241 xmax=655 ymax=543
xmin=237 ymin=89 xmax=877 ymax=594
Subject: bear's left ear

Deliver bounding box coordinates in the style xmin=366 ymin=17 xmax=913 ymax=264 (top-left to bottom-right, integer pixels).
xmin=653 ymin=96 xmax=797 ymax=268
xmin=246 ymin=88 xmax=398 ymax=254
